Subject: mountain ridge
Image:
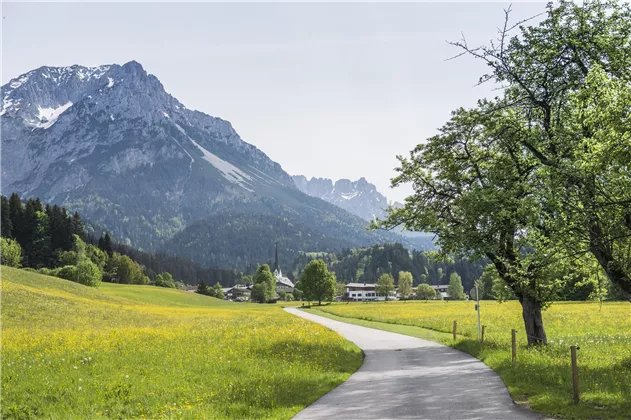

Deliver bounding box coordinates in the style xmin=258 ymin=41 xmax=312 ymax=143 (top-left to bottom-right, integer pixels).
xmin=1 ymin=61 xmax=417 ymax=268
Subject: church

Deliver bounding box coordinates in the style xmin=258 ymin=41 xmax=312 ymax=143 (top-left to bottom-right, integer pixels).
xmin=273 ymin=244 xmax=294 ymax=294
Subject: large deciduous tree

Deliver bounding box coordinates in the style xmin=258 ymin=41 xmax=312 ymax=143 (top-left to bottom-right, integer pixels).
xmin=374 ymin=105 xmax=564 ymax=345
xmin=416 ymin=284 xmax=436 ymax=300
xmin=447 ymin=273 xmax=466 ymax=300
xmin=376 ymin=273 xmax=395 ymax=301
xmin=299 ymin=260 xmax=336 ymax=305
xmin=253 ymin=264 xmax=276 ymax=303
xmin=397 ymin=271 xmax=413 ymax=300
xmin=451 ymin=0 xmax=631 ymax=299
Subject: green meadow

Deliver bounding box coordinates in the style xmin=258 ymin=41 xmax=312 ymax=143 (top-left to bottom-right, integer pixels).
xmin=1 ymin=267 xmax=362 ymax=419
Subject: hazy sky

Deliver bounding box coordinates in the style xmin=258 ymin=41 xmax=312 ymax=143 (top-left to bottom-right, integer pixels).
xmin=2 ymin=1 xmax=547 ymax=202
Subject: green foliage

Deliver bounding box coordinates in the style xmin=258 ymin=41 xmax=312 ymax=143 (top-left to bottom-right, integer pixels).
xmin=477 ymin=264 xmax=498 ymax=300
xmin=86 ymin=245 xmax=108 ymax=270
xmin=250 ymin=283 xmax=267 ymax=303
xmin=1 ymin=237 xmax=22 ymax=268
xmin=492 ymin=276 xmax=517 ymax=303
xmin=253 ymin=264 xmax=276 ymax=303
xmin=415 ymin=283 xmax=436 ymax=300
xmin=397 ymin=271 xmax=413 ymax=299
xmin=293 ymin=288 xmax=303 ymax=301
xmin=154 ymin=272 xmax=176 ymax=288
xmin=213 ymin=283 xmax=224 ymax=299
xmin=299 ymin=260 xmax=336 ymax=305
xmin=369 ymin=0 xmax=631 ymax=342
xmin=375 ymin=273 xmax=395 ymax=300
xmin=335 ymin=282 xmax=346 ymax=297
xmin=292 ymin=243 xmax=485 ymax=292
xmin=77 ymin=258 xmax=102 ymax=288
xmin=108 ymin=253 xmax=145 ymax=285
xmin=284 ymin=293 xmax=294 ymax=302
xmin=58 ymin=250 xmax=78 ymax=267
xmin=57 ymin=265 xmax=78 ymax=282
xmin=1 ymin=196 xmax=12 ymax=238
xmin=196 ymin=280 xmax=211 ymax=296
xmin=447 ymin=273 xmax=465 ymax=300
xmin=3 ymin=194 xmax=84 ymax=269
xmin=278 ymin=291 xmax=287 ymax=301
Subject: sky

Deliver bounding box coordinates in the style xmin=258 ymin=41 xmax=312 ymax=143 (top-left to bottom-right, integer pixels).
xmin=1 ymin=1 xmax=548 ymax=202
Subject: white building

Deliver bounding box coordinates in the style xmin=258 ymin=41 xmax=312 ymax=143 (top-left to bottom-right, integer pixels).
xmin=345 ymin=282 xmax=397 ymax=301
xmin=430 ymin=284 xmax=449 ymax=299
xmin=275 ymin=268 xmax=294 ymax=294
xmin=273 ymin=244 xmax=294 ymax=294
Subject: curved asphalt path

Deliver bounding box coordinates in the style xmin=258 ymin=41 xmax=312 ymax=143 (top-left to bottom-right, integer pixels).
xmin=285 ymin=307 xmax=540 ymax=420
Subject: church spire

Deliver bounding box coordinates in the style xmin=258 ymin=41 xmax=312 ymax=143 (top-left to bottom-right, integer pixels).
xmin=274 ymin=242 xmax=280 ymax=272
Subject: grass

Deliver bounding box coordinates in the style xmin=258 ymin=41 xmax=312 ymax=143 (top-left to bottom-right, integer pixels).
xmin=309 ymin=300 xmax=631 ymax=419
xmin=1 ymin=266 xmax=363 ymax=419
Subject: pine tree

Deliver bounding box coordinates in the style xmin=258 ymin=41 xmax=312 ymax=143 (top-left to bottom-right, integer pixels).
xmin=71 ymin=212 xmax=85 ymax=239
xmin=98 ymin=232 xmax=114 ymax=257
xmin=196 ymin=279 xmax=210 ymax=295
xmin=8 ymin=193 xmax=23 ymax=242
xmin=1 ymin=196 xmax=13 ymax=238
xmin=20 ymin=200 xmax=51 ymax=268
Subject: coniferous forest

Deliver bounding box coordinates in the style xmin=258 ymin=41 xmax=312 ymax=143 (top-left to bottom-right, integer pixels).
xmin=1 ymin=193 xmax=239 ymax=286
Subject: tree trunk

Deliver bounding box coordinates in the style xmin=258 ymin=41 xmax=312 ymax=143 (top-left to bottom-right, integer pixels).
xmin=589 ymin=222 xmax=631 ymax=300
xmin=520 ymin=295 xmax=547 ymax=346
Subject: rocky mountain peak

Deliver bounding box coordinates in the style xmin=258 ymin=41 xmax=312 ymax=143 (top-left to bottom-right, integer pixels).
xmin=292 ymin=175 xmax=389 ymax=221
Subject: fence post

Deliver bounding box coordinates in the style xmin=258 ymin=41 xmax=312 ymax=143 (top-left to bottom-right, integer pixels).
xmin=453 ymin=320 xmax=457 ymax=340
xmin=571 ymin=346 xmax=580 ymax=404
xmin=511 ymin=329 xmax=517 ymax=362
xmin=481 ymin=325 xmax=486 ymax=343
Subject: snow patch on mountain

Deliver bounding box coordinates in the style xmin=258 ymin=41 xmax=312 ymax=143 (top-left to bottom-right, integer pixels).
xmin=190 ymin=138 xmax=254 ymax=192
xmin=34 ymin=102 xmax=73 ymax=129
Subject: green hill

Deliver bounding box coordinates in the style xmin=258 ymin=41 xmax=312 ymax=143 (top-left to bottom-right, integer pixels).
xmin=1 ymin=267 xmax=362 ymax=419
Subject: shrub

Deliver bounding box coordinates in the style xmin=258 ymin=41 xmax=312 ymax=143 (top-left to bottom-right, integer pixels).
xmin=416 ymin=283 xmax=436 ymax=300
xmin=77 ymin=259 xmax=102 ymax=287
xmin=1 ymin=237 xmax=22 ymax=268
xmin=57 ymin=265 xmax=78 ymax=282
xmin=58 ymin=250 xmax=78 ymax=266
xmin=154 ymin=272 xmax=176 ymax=288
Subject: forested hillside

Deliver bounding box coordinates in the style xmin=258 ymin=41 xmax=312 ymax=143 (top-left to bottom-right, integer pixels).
xmin=291 ymin=243 xmax=486 ymax=292
xmin=1 ymin=193 xmax=239 ymax=286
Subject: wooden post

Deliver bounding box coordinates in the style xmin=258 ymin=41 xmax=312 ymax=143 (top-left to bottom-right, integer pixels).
xmin=453 ymin=320 xmax=457 ymax=340
xmin=481 ymin=325 xmax=486 ymax=343
xmin=511 ymin=329 xmax=517 ymax=362
xmin=571 ymin=346 xmax=579 ymax=404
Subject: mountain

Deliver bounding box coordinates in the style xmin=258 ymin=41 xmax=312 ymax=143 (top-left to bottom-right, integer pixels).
xmin=292 ymin=175 xmax=435 ymax=249
xmin=1 ymin=61 xmax=413 ymax=268
xmin=292 ymin=176 xmax=391 ymax=221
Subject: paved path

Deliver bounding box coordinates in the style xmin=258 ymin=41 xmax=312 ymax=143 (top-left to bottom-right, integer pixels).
xmin=285 ymin=307 xmax=540 ymax=420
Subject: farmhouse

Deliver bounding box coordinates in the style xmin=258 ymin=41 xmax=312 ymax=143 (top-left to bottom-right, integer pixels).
xmin=345 ymin=282 xmax=396 ymax=301
xmin=430 ymin=284 xmax=449 ymax=299
xmin=223 ymin=285 xmax=251 ymax=300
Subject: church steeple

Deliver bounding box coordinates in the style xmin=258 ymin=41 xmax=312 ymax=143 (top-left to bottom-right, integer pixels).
xmin=274 ymin=242 xmax=280 ymax=272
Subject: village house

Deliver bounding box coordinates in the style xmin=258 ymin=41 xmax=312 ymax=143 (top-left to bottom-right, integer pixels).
xmin=430 ymin=284 xmax=449 ymax=299
xmin=345 ymin=282 xmax=397 ymax=301
xmin=222 ymin=284 xmax=251 ymax=301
